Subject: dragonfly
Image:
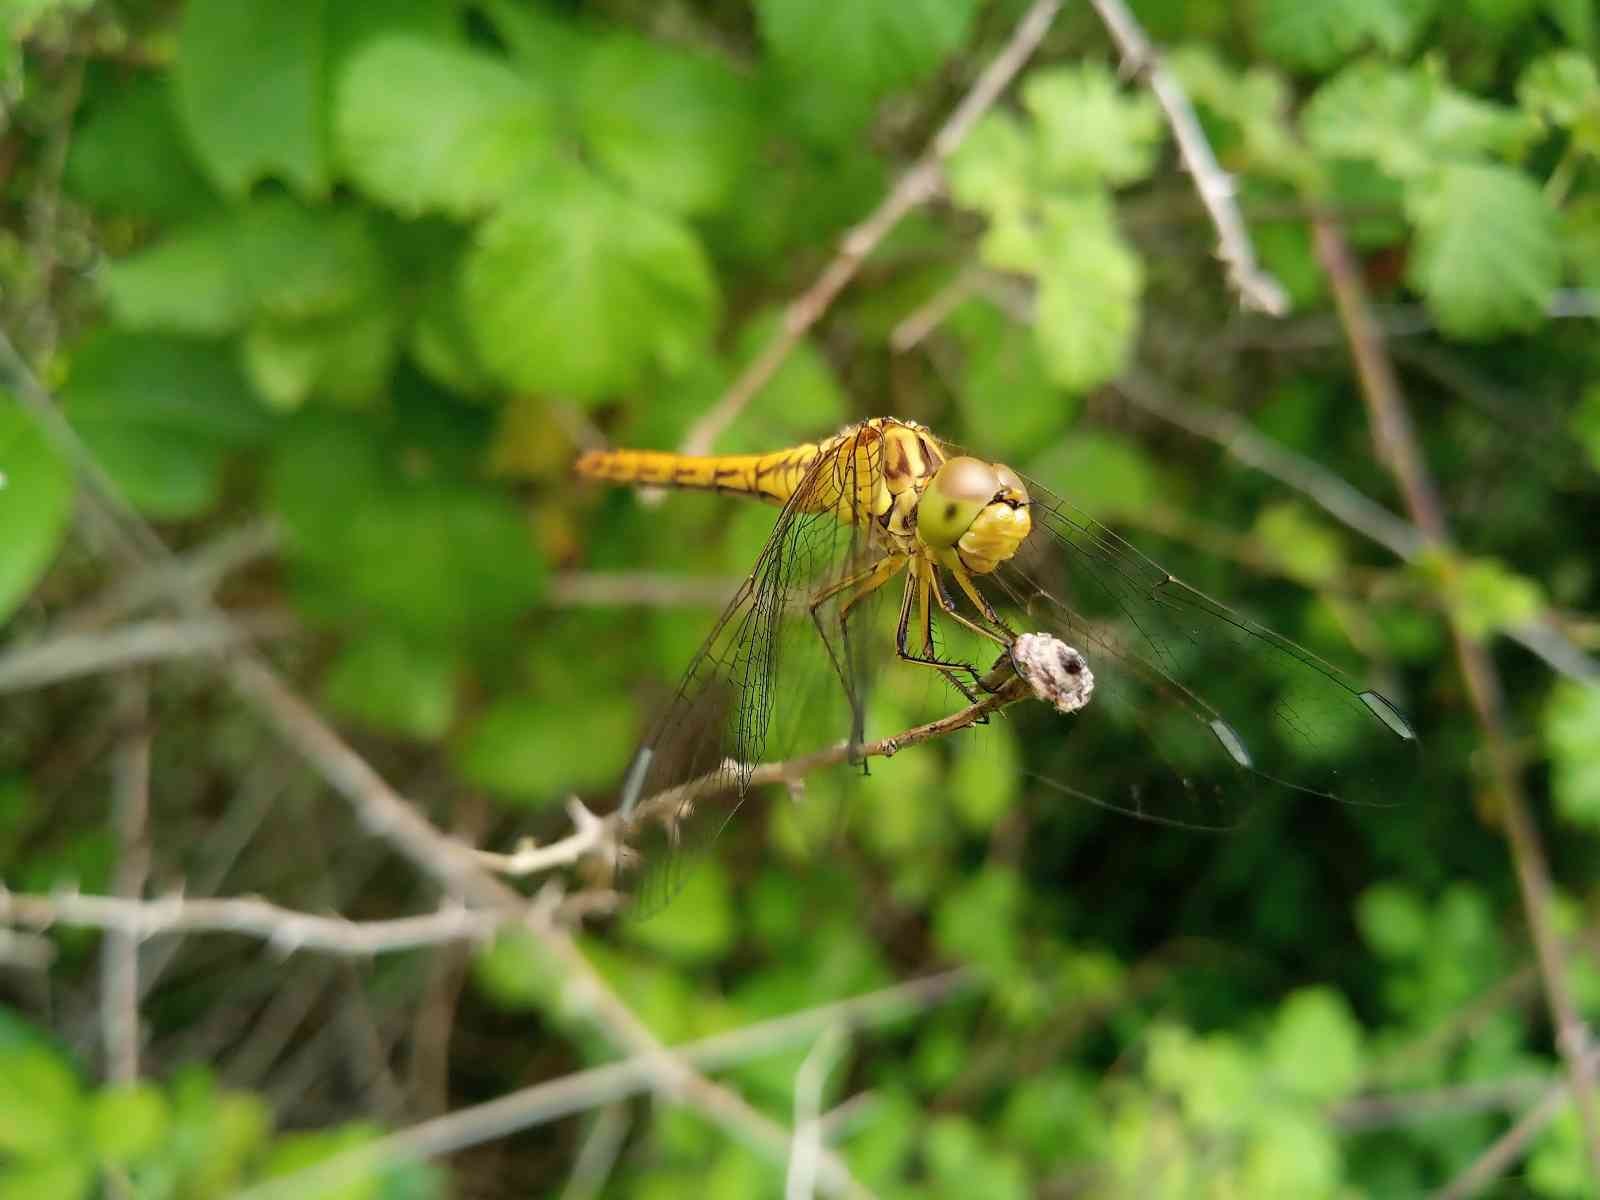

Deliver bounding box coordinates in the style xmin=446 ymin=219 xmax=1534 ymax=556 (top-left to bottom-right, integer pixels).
xmin=576 ymin=417 xmax=1417 ymax=910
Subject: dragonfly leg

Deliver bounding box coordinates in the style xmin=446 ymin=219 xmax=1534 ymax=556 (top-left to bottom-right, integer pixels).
xmin=945 ymin=563 xmax=1019 ymax=642
xmin=894 ymin=562 xmax=984 ymax=699
xmin=809 ymin=555 xmax=906 ymax=738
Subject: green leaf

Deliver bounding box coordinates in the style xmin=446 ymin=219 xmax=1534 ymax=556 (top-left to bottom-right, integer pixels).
xmin=102 ymin=218 xmax=253 ymax=336
xmin=624 ymin=861 xmax=737 ymax=964
xmin=1545 ymin=0 xmax=1596 ymax=51
xmin=243 ymin=308 xmax=399 ymax=410
xmin=1022 ymin=65 xmax=1164 ymax=188
xmin=175 ymin=0 xmax=333 ymax=196
xmin=1365 ymin=0 xmax=1440 ymax=54
xmin=0 ymin=1162 xmax=92 ymax=1200
xmin=472 ymin=930 xmax=563 ymax=1012
xmin=1405 ymin=163 xmax=1559 ymax=337
xmin=1466 ymin=0 xmax=1538 ymax=28
xmin=946 ymin=112 xmax=1035 ymax=224
xmin=949 ymin=721 xmax=1020 ymax=832
xmin=322 ymin=632 xmax=458 ymax=739
xmin=66 ymin=77 xmax=219 ymax=221
xmin=755 ymin=0 xmax=980 ymax=108
xmin=1254 ymin=0 xmax=1436 ymax=69
xmin=0 ymin=1045 xmax=82 ymax=1157
xmin=1027 ymin=196 xmax=1143 ymax=394
xmin=1545 ymin=680 xmax=1600 ymax=830
xmin=89 ymin=1083 xmax=170 ymax=1164
xmin=924 ymin=1116 xmax=1030 ymax=1200
xmin=454 ymin=693 xmax=636 ymax=805
xmin=0 ymin=402 xmax=72 ymax=626
xmin=578 ymin=34 xmax=759 ymax=217
xmin=258 ymin=1126 xmax=382 ymax=1200
xmin=271 ymin=419 xmax=544 ymax=635
xmin=1519 ymin=50 xmax=1600 ymax=129
xmin=63 ymin=333 xmax=269 ymax=519
xmin=462 ymin=164 xmax=718 ymax=400
xmin=932 ymin=866 xmax=1023 ymax=976
xmin=1026 ymin=432 xmax=1157 ymax=521
xmin=168 ymin=1069 xmax=273 ymax=1199
xmin=336 ymin=36 xmax=553 ymax=218
xmin=952 ymin=303 xmax=1070 ymax=460
xmin=1254 ymin=503 xmax=1347 ymax=587
xmin=1265 ymin=988 xmax=1363 ymax=1102
xmin=1303 ymin=61 xmax=1535 ymax=180
xmin=104 ymin=197 xmax=391 ymax=340
xmin=1572 ymin=382 xmax=1600 ymax=470
xmin=1357 ymin=882 xmax=1429 ymax=957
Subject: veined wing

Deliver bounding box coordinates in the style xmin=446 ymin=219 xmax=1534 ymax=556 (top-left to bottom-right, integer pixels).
xmin=974 ymin=477 xmax=1417 ymax=828
xmin=610 ymin=425 xmax=889 ymax=915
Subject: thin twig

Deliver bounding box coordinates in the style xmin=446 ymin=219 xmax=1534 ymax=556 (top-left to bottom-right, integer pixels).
xmin=232 ymin=970 xmax=972 ymax=1200
xmin=1110 ymin=368 xmax=1599 ymax=684
xmin=0 ymin=611 xmax=297 ymax=693
xmin=1314 ymin=211 xmax=1600 ymax=1190
xmin=1431 ymin=1053 xmax=1600 ymax=1200
xmin=1335 ymin=1075 xmax=1555 ymax=1132
xmin=0 ymin=327 xmax=874 ymax=1199
xmin=788 ymin=1025 xmax=850 ymax=1200
xmin=560 ymin=1104 xmax=631 ymax=1200
xmin=101 ymin=676 xmax=150 ymax=1084
xmin=889 ymin=266 xmax=984 ymax=352
xmin=677 ymin=0 xmax=1064 ymax=456
xmin=3 ymin=891 xmax=508 ymax=956
xmin=65 ymin=519 xmax=282 ymax=632
xmin=1088 ymin=0 xmax=1288 ymax=315
xmin=548 ymin=571 xmax=741 ymax=609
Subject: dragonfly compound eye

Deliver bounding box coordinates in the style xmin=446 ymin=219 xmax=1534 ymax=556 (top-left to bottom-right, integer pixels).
xmin=918 ymin=457 xmax=998 ymax=549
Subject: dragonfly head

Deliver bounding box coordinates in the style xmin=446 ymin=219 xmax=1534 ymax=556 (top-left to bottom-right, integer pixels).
xmin=917 ymin=456 xmax=1032 ymax=575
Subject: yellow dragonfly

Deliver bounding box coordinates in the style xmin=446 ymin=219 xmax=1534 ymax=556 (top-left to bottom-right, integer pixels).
xmin=577 ymin=417 xmax=1416 ymax=908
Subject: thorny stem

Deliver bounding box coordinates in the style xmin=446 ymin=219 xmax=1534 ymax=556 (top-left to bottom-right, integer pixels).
xmin=676 ymin=0 xmax=1065 ymax=457
xmin=1313 ymin=213 xmax=1600 ymax=1190
xmin=620 ymin=665 xmax=1030 ymax=835
xmin=0 ymin=327 xmax=876 ymax=1200
xmin=1088 ymin=0 xmax=1289 ymax=315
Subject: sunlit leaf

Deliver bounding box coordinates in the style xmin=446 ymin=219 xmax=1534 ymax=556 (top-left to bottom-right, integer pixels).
xmin=1022 ymin=64 xmax=1164 ymax=187
xmin=336 ymin=35 xmax=553 ymax=218
xmin=755 ymin=0 xmax=980 ymax=111
xmin=0 ymin=1045 xmax=81 ymax=1157
xmin=624 ymin=861 xmax=737 ymax=964
xmin=1405 ymin=163 xmax=1559 ymax=337
xmin=0 ymin=403 xmax=72 ymax=626
xmin=1264 ymin=988 xmax=1364 ymax=1102
xmin=89 ymin=1084 xmax=170 ymax=1164
xmin=454 ymin=694 xmax=636 ymax=805
xmin=578 ymin=34 xmax=759 ymax=217
xmin=322 ymin=632 xmax=458 ymax=739
xmin=462 ymin=163 xmax=718 ymax=400
xmin=175 ymin=0 xmax=333 ymax=196
xmin=1026 ymin=195 xmax=1142 ymax=393
xmin=1545 ymin=681 xmax=1600 ymax=830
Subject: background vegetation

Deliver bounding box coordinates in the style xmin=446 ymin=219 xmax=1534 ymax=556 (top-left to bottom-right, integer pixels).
xmin=2 ymin=0 xmax=1600 ymax=1196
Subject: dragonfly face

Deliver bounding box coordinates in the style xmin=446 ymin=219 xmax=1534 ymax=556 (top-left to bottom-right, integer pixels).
xmin=915 ymin=455 xmax=1033 ymax=575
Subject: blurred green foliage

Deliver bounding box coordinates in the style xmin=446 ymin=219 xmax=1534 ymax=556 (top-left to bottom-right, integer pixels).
xmin=2 ymin=0 xmax=1600 ymax=1196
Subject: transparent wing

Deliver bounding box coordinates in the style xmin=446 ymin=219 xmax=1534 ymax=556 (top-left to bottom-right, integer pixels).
xmin=609 ymin=426 xmax=888 ymax=916
xmin=965 ymin=478 xmax=1418 ymax=828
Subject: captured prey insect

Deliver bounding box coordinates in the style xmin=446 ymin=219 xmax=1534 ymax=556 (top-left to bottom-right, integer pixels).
xmin=576 ymin=417 xmax=1417 ymax=911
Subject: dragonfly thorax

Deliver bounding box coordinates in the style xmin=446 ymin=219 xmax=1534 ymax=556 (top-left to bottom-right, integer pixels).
xmin=915 ymin=455 xmax=1032 ymax=575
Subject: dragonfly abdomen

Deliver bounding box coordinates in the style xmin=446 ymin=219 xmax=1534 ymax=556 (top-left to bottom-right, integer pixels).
xmin=574 ymin=446 xmax=821 ymax=505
